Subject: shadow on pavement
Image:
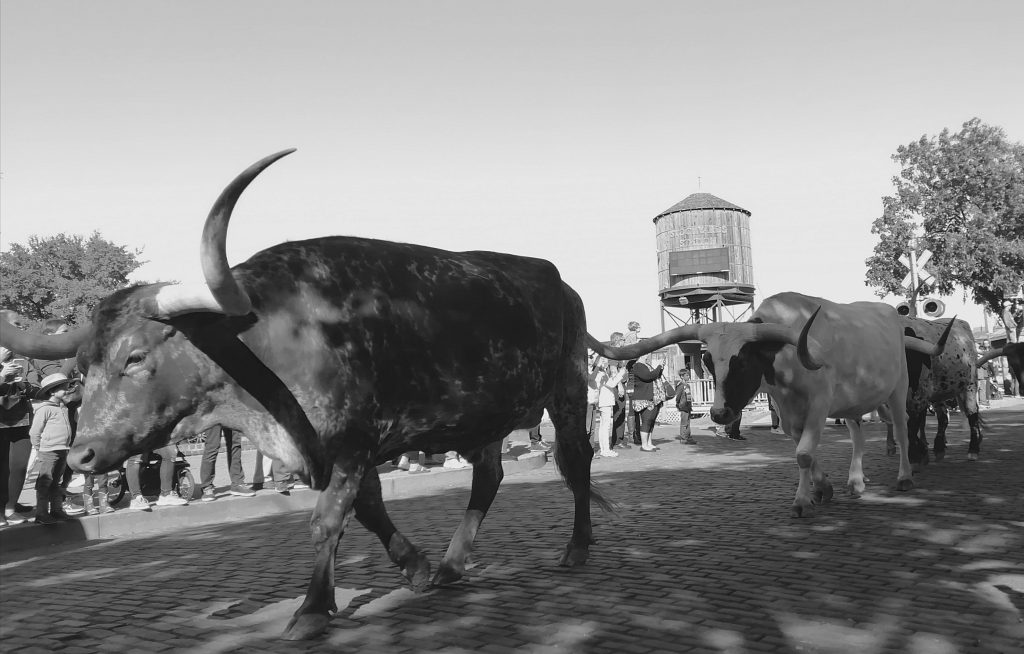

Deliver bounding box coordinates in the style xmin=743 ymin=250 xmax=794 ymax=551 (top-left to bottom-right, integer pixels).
xmin=1 ymin=403 xmax=1022 ymax=653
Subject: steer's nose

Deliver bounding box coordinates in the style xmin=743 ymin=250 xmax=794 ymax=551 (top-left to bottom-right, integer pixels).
xmin=709 ymin=406 xmax=736 ymax=425
xmin=67 ymin=446 xmax=97 ymax=473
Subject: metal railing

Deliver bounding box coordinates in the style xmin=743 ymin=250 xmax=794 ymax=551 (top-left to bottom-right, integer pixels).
xmin=687 ymin=379 xmax=768 ymax=410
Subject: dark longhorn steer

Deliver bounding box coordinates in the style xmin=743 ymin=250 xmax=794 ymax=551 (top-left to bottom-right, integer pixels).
xmin=588 ymin=292 xmax=952 ymax=517
xmin=977 ymin=342 xmax=1024 ymax=391
xmin=0 ymin=150 xmax=614 ymax=640
xmin=885 ymin=318 xmax=983 ymax=464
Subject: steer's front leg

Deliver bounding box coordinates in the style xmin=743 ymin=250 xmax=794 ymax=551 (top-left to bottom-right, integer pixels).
xmin=283 ymin=458 xmax=364 ymax=641
xmin=354 ymin=464 xmax=431 ymax=592
xmin=433 ymin=440 xmax=504 ymax=586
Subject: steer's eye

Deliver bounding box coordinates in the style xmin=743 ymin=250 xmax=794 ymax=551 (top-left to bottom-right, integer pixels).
xmin=123 ymin=350 xmax=149 ymax=374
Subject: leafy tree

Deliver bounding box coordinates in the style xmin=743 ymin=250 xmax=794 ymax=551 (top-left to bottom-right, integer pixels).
xmin=0 ymin=232 xmax=145 ymax=326
xmin=865 ymin=118 xmax=1024 ymax=315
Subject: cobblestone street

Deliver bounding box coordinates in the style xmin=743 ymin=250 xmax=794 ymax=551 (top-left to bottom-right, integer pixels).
xmin=2 ymin=400 xmax=1022 ymax=653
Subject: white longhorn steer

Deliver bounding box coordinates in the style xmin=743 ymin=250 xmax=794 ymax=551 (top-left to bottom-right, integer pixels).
xmin=589 ymin=292 xmax=952 ymax=517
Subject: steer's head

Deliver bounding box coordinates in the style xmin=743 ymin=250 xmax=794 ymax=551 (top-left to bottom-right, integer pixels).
xmin=0 ymin=149 xmax=296 ymax=473
xmin=71 ymin=289 xmax=242 ymax=471
xmin=699 ymin=311 xmax=822 ymax=425
xmin=594 ymin=308 xmax=824 ymax=426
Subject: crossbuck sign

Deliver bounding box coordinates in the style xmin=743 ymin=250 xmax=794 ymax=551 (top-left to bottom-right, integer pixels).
xmin=899 ymin=248 xmax=934 ymax=292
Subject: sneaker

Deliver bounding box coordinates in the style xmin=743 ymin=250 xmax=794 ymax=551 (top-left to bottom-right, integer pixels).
xmin=201 ymin=487 xmax=217 ymax=502
xmin=274 ymin=481 xmax=291 ymax=494
xmin=34 ymin=513 xmax=60 ymax=526
xmin=292 ymin=482 xmax=309 ymax=490
xmin=229 ymin=484 xmax=256 ymax=497
xmin=407 ymin=463 xmax=429 ymax=474
xmin=727 ymin=434 xmax=747 ymax=441
xmin=529 ymin=441 xmax=551 ymax=452
xmin=683 ymin=437 xmax=697 ymax=445
xmin=156 ymin=492 xmax=188 ymax=507
xmin=442 ymin=457 xmax=472 ymax=470
xmin=128 ymin=495 xmax=152 ymax=511
xmin=600 ymin=450 xmax=619 ymax=458
xmin=62 ymin=501 xmax=85 ymax=516
xmin=770 ymin=427 xmax=785 ymax=436
xmin=5 ymin=511 xmax=30 ymax=525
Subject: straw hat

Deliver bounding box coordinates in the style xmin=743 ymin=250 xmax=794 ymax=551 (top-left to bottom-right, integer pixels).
xmin=39 ymin=373 xmax=72 ymax=394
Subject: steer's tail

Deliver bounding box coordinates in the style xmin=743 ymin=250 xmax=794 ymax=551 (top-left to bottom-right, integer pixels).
xmin=552 ymin=443 xmax=618 ymax=514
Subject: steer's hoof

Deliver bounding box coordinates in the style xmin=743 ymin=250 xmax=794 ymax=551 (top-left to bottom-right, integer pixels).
xmin=934 ymin=450 xmax=945 ymax=463
xmin=967 ymin=452 xmax=979 ymax=462
xmin=847 ymin=480 xmax=865 ymax=498
xmin=403 ymin=553 xmax=432 ymax=593
xmin=431 ymin=561 xmax=465 ymax=587
xmin=558 ymin=545 xmax=590 ymax=567
xmin=886 ymin=445 xmax=896 ymax=457
xmin=790 ymin=503 xmax=814 ymax=518
xmin=896 ymin=478 xmax=914 ymax=492
xmin=813 ymin=481 xmax=834 ymax=504
xmin=282 ymin=612 xmax=330 ymax=641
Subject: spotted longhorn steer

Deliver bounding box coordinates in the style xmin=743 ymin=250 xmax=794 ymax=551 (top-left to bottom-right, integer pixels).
xmin=588 ymin=292 xmax=951 ymax=517
xmin=884 ymin=317 xmax=983 ymax=464
xmin=0 ymin=150 xmax=612 ymax=640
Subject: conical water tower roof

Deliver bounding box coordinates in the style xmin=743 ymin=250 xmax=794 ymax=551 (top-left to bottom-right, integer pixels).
xmin=654 ymin=193 xmax=750 ymax=221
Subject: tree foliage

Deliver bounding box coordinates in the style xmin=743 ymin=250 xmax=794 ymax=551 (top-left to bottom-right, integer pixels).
xmin=865 ymin=118 xmax=1024 ymax=314
xmin=0 ymin=232 xmax=145 ymax=325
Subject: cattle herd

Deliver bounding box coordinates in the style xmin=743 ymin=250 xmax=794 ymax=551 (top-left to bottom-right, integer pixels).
xmin=1 ymin=150 xmax=1020 ymax=640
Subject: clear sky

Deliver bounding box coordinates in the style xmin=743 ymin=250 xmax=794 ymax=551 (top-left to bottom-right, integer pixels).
xmin=2 ymin=1 xmax=1022 ymax=338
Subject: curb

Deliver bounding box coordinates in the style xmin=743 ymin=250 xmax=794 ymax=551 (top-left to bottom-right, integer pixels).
xmin=0 ymin=450 xmax=549 ymax=554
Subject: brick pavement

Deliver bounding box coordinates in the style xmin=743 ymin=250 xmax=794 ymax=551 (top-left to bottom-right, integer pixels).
xmin=1 ymin=399 xmax=1022 ymax=653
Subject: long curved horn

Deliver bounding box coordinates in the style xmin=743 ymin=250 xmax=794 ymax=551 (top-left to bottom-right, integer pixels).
xmin=795 ymin=307 xmax=824 ymax=370
xmin=150 ymin=149 xmax=297 ymax=318
xmin=903 ymin=315 xmax=956 ymax=356
xmin=976 ymin=345 xmax=1007 ymax=367
xmin=0 ymin=315 xmax=91 ymax=359
xmin=586 ymin=325 xmax=702 ymax=360
xmin=201 ymin=149 xmax=296 ymax=315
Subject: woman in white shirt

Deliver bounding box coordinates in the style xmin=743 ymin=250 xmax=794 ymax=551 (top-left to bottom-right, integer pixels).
xmin=595 ymin=359 xmax=627 ymax=458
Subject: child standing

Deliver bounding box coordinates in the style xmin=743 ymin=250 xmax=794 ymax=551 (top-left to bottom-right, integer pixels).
xmin=29 ymin=373 xmax=75 ymax=525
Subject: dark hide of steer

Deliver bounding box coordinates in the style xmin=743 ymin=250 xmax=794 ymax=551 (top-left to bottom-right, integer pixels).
xmin=0 ymin=150 xmax=615 ymax=640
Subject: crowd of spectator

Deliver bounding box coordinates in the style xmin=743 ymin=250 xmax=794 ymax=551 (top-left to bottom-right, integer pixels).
xmin=4 ymin=310 xmax=1020 ymax=530
xmin=0 ymin=312 xmax=310 ymax=529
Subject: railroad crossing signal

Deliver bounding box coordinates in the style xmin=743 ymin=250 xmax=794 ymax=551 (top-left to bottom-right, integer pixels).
xmin=899 ymin=248 xmax=934 ymax=291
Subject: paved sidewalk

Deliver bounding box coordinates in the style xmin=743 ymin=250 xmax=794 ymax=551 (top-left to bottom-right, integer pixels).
xmin=1 ymin=399 xmax=1022 ymax=653
xmin=1 ymin=433 xmax=549 ymax=553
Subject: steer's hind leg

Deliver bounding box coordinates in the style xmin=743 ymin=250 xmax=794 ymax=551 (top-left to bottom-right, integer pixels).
xmin=888 ymin=389 xmax=915 ymax=491
xmin=549 ymin=380 xmax=606 ymax=567
xmin=962 ymin=390 xmax=983 ymax=461
xmin=933 ymin=403 xmax=948 ymax=462
xmin=433 ymin=440 xmax=504 ymax=587
xmin=354 ymin=465 xmax=431 ymax=592
xmin=846 ymin=419 xmax=867 ymax=497
xmin=283 ymin=458 xmax=364 ymax=641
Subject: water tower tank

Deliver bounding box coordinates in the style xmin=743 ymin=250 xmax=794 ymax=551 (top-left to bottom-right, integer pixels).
xmin=653 ymin=193 xmax=755 ymax=309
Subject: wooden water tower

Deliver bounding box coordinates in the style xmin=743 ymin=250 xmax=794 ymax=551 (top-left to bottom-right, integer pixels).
xmin=653 ymin=192 xmax=756 ymax=372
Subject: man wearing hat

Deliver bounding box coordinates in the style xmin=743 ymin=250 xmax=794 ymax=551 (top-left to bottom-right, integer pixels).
xmin=28 ymin=373 xmax=77 ymax=524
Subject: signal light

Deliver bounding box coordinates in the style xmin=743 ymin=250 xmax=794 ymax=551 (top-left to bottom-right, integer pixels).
xmin=921 ymin=298 xmax=945 ymax=317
